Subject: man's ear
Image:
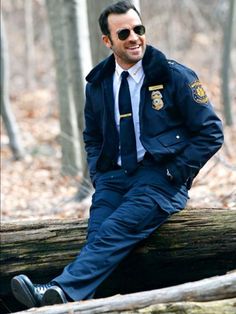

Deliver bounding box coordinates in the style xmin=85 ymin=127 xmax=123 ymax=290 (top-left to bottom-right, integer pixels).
xmin=102 ymin=35 xmax=112 ymax=49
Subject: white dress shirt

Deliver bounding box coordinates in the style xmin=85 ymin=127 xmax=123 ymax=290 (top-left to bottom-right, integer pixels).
xmin=113 ymin=60 xmax=146 ymax=165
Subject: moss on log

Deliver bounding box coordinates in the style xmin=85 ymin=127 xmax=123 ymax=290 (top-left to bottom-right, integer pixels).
xmin=131 ymin=299 xmax=236 ymax=314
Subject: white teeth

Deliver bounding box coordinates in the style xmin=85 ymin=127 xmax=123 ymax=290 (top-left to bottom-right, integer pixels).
xmin=128 ymin=45 xmax=140 ymax=50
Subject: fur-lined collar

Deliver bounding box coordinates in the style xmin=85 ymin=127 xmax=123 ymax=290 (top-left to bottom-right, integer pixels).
xmin=86 ymin=45 xmax=170 ymax=85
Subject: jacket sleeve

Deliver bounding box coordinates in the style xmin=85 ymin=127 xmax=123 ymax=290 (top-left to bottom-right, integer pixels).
xmin=167 ymin=65 xmax=224 ymax=186
xmin=83 ymin=84 xmax=103 ymax=183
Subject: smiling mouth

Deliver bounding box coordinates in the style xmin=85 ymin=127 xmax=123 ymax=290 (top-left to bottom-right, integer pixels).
xmin=127 ymin=45 xmax=141 ymax=51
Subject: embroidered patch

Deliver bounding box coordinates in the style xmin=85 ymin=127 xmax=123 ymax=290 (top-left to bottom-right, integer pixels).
xmin=189 ymin=80 xmax=208 ymax=104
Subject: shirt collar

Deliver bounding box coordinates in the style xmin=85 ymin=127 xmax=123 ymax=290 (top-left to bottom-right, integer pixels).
xmin=115 ymin=60 xmax=144 ymax=83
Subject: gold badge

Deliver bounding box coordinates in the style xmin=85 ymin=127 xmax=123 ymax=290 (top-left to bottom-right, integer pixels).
xmin=151 ymin=90 xmax=164 ymax=110
xmin=152 ymin=98 xmax=164 ymax=110
xmin=151 ymin=90 xmax=162 ymax=99
xmin=189 ymin=80 xmax=208 ymax=104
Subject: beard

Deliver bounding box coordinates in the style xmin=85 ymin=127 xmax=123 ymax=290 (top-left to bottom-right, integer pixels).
xmin=111 ymin=43 xmax=146 ymax=68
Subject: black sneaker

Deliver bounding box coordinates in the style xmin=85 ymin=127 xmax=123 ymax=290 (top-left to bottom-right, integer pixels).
xmin=42 ymin=286 xmax=68 ymax=305
xmin=11 ymin=274 xmax=56 ymax=308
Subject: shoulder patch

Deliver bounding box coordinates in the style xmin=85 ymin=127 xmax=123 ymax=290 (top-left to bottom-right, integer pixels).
xmin=189 ymin=80 xmax=208 ymax=104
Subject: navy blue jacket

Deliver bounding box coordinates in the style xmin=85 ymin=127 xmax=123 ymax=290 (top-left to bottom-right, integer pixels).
xmin=83 ymin=45 xmax=224 ymax=188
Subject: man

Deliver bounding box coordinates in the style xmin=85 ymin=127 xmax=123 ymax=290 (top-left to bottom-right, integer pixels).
xmin=11 ymin=0 xmax=224 ymax=308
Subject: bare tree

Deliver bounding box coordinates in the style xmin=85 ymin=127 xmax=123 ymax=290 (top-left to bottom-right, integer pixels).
xmin=24 ymin=0 xmax=35 ymax=89
xmin=75 ymin=0 xmax=96 ymax=199
xmin=0 ymin=15 xmax=24 ymax=160
xmin=131 ymin=0 xmax=140 ymax=12
xmin=221 ymin=0 xmax=235 ymax=126
xmin=87 ymin=0 xmax=114 ymax=66
xmin=46 ymin=0 xmax=83 ymax=176
xmin=63 ymin=0 xmax=92 ymax=176
xmin=46 ymin=0 xmax=94 ymax=199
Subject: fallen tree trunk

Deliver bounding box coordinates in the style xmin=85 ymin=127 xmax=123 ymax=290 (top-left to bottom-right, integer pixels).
xmin=1 ymin=208 xmax=236 ymax=313
xmin=13 ymin=272 xmax=236 ymax=314
xmin=17 ymin=299 xmax=236 ymax=314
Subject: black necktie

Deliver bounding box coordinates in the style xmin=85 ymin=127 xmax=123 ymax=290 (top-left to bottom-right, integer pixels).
xmin=118 ymin=71 xmax=138 ymax=173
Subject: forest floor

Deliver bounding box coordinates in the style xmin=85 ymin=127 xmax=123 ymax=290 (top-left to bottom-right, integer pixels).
xmin=1 ymin=88 xmax=236 ymax=222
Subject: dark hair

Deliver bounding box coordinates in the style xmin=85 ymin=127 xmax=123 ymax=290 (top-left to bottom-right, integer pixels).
xmin=98 ymin=1 xmax=142 ymax=36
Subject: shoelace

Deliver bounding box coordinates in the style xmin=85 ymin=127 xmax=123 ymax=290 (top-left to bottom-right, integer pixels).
xmin=34 ymin=282 xmax=54 ymax=295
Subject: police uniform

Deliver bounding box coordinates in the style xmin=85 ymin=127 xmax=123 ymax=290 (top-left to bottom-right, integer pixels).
xmin=52 ymin=45 xmax=224 ymax=301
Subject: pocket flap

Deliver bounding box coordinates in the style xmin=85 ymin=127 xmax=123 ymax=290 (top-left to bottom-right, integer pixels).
xmin=158 ymin=128 xmax=189 ymax=147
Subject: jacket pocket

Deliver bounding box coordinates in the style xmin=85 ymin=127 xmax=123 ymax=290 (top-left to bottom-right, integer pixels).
xmin=157 ymin=128 xmax=190 ymax=154
xmin=158 ymin=128 xmax=189 ymax=146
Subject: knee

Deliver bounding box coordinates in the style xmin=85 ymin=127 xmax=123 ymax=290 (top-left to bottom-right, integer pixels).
xmin=96 ymin=217 xmax=132 ymax=242
xmin=99 ymin=218 xmax=118 ymax=236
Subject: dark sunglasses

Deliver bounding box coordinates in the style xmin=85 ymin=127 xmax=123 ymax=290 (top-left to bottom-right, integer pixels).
xmin=117 ymin=25 xmax=145 ymax=41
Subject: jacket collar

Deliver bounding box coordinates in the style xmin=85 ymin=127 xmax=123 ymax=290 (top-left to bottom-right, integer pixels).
xmin=86 ymin=45 xmax=170 ymax=85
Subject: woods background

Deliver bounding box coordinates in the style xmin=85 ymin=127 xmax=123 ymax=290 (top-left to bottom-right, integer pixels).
xmin=1 ymin=0 xmax=236 ymax=222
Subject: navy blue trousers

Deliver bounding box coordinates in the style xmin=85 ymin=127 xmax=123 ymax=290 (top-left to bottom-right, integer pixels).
xmin=53 ymin=161 xmax=188 ymax=301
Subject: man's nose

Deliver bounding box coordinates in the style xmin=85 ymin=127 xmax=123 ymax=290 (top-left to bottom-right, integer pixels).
xmin=128 ymin=29 xmax=139 ymax=40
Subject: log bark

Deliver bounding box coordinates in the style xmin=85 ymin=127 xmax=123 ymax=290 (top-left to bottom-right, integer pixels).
xmin=12 ymin=299 xmax=236 ymax=314
xmin=12 ymin=273 xmax=236 ymax=314
xmin=1 ymin=208 xmax=236 ymax=312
